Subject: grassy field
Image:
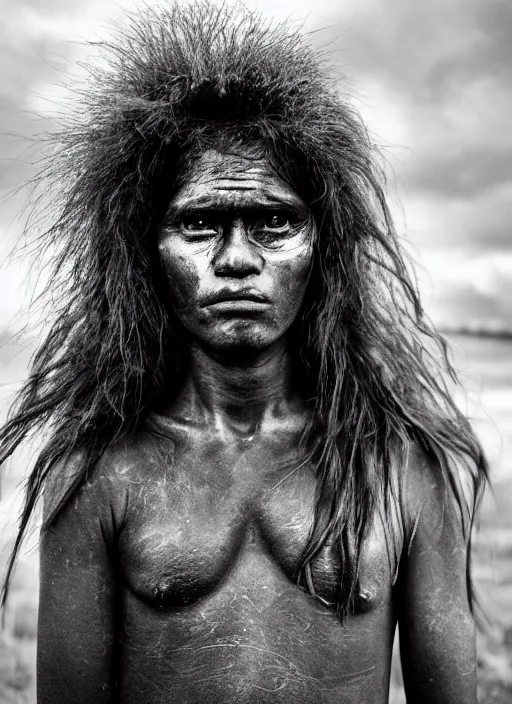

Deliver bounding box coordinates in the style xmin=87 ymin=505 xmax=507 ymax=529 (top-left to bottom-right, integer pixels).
xmin=0 ymin=332 xmax=511 ymax=703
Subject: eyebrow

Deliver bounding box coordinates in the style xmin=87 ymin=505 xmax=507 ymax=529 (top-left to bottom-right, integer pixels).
xmin=166 ymin=193 xmax=308 ymax=218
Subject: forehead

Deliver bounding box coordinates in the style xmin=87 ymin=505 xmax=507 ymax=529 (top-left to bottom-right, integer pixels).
xmin=168 ymin=148 xmax=306 ymax=213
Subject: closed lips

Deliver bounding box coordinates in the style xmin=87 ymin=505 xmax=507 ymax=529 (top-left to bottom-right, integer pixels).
xmin=202 ymin=291 xmax=270 ymax=305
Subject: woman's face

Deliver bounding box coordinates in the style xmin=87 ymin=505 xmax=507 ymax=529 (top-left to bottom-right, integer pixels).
xmin=157 ymin=148 xmax=314 ymax=352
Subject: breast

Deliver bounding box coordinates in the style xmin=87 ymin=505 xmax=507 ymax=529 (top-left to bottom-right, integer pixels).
xmin=119 ymin=490 xmax=393 ymax=616
xmin=254 ymin=469 xmax=397 ymax=613
xmin=116 ymin=429 xmax=397 ymax=614
xmin=117 ymin=440 xmax=254 ymax=608
xmin=119 ymin=504 xmax=254 ymax=607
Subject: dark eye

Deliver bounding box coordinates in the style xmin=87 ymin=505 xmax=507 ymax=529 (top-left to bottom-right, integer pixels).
xmin=263 ymin=214 xmax=290 ymax=230
xmin=181 ymin=215 xmax=218 ymax=233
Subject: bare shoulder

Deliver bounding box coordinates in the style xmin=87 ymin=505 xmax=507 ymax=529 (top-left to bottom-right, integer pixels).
xmin=399 ymin=441 xmax=474 ymax=554
xmin=42 ymin=430 xmax=167 ymax=538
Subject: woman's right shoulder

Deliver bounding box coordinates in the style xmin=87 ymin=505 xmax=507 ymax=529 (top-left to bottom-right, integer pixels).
xmin=42 ymin=430 xmax=169 ymax=536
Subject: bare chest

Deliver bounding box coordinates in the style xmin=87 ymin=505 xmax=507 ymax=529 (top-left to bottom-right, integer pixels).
xmin=117 ymin=427 xmax=397 ymax=615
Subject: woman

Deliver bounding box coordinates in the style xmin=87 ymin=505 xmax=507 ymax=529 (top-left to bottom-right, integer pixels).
xmin=0 ymin=3 xmax=487 ymax=702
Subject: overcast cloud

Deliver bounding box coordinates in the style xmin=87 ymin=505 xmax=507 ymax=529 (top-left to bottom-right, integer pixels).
xmin=0 ymin=0 xmax=510 ymax=330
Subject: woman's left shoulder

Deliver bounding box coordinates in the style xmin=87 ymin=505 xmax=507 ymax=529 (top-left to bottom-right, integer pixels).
xmin=398 ymin=441 xmax=475 ymax=551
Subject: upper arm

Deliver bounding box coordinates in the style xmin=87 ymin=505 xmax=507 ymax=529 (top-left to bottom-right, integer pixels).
xmin=396 ymin=446 xmax=477 ymax=704
xmin=37 ymin=461 xmax=118 ymax=704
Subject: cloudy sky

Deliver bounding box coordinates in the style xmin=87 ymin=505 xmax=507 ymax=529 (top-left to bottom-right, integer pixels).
xmin=0 ymin=0 xmax=511 ymax=332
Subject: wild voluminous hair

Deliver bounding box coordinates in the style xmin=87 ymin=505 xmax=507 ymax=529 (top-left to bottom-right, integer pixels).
xmin=1 ymin=1 xmax=487 ymax=618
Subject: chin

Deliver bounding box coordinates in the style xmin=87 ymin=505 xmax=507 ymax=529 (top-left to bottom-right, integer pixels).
xmin=202 ymin=320 xmax=281 ymax=352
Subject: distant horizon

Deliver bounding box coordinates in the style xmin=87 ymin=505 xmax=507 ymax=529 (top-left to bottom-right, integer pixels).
xmin=440 ymin=325 xmax=512 ymax=340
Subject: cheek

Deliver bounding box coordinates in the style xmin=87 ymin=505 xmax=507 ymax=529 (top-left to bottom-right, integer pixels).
xmin=275 ymin=247 xmax=313 ymax=306
xmin=158 ymin=244 xmax=202 ymax=313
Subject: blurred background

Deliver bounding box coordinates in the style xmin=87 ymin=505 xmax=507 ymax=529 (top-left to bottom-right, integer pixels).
xmin=0 ymin=0 xmax=511 ymax=702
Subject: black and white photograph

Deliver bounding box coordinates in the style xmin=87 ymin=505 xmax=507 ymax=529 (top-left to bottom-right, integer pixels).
xmin=0 ymin=1 xmax=511 ymax=702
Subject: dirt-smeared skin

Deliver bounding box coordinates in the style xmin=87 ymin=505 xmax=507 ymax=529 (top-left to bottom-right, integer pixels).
xmin=37 ymin=148 xmax=477 ymax=704
xmin=39 ymin=427 xmax=398 ymax=704
xmin=157 ymin=149 xmax=313 ymax=354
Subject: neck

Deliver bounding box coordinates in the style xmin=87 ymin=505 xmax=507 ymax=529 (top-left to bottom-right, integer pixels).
xmin=166 ymin=338 xmax=303 ymax=435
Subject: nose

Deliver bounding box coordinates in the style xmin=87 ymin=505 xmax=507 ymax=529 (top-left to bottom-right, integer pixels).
xmin=213 ymin=218 xmax=264 ymax=278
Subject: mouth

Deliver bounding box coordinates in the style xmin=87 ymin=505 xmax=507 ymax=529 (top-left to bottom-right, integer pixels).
xmin=201 ymin=290 xmax=270 ymax=307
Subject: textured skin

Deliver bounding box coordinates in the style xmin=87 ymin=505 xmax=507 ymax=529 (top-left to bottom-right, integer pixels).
xmin=39 ymin=424 xmax=398 ymax=704
xmin=37 ymin=150 xmax=476 ymax=704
